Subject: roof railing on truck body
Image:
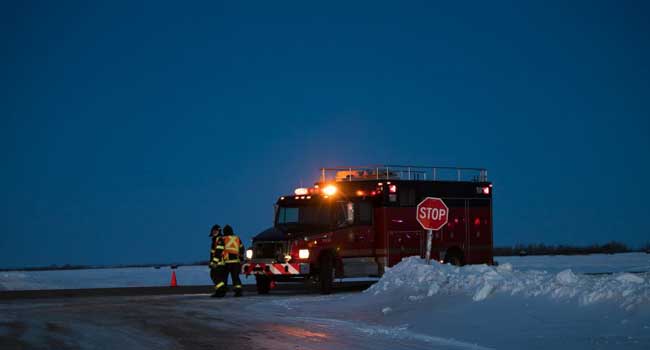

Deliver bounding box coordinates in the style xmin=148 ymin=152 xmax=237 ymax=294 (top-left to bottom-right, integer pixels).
xmin=320 ymin=165 xmax=488 ymax=183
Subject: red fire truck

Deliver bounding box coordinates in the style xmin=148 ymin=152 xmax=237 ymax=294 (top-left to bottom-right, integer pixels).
xmin=242 ymin=165 xmax=493 ymax=294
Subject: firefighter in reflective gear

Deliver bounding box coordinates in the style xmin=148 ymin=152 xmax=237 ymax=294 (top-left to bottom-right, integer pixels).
xmin=208 ymin=224 xmax=227 ymax=297
xmin=222 ymin=224 xmax=245 ymax=297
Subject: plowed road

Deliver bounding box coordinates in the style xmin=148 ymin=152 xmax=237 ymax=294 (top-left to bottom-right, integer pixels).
xmin=0 ymin=281 xmax=373 ymax=300
xmin=4 ymin=282 xmax=432 ymax=350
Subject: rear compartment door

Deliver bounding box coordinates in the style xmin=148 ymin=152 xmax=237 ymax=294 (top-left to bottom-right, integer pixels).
xmin=467 ymin=199 xmax=492 ymax=264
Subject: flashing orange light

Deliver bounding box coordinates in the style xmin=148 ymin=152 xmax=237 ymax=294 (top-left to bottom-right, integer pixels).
xmin=322 ymin=185 xmax=337 ymax=196
xmin=356 ymin=190 xmax=366 ymax=196
xmin=294 ymin=188 xmax=309 ymax=195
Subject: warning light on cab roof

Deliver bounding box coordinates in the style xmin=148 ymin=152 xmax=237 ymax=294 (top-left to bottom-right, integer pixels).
xmin=322 ymin=185 xmax=337 ymax=196
xmin=294 ymin=188 xmax=309 ymax=195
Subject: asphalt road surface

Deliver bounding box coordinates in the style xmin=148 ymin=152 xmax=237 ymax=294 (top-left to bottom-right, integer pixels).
xmin=2 ymin=282 xmax=455 ymax=350
xmin=0 ymin=282 xmax=373 ymax=300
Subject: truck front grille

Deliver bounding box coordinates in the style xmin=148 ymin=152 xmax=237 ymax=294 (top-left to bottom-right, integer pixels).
xmin=253 ymin=242 xmax=286 ymax=260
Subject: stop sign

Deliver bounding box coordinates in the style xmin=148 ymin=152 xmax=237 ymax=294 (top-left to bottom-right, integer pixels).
xmin=416 ymin=197 xmax=449 ymax=231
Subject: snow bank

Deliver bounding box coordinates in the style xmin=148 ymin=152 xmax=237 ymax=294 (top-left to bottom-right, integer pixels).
xmin=366 ymin=257 xmax=650 ymax=310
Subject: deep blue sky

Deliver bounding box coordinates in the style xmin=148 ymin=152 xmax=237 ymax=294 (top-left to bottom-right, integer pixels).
xmin=2 ymin=1 xmax=649 ymax=268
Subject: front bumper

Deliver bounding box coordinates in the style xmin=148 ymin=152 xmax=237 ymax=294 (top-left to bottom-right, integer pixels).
xmin=242 ymin=262 xmax=310 ymax=276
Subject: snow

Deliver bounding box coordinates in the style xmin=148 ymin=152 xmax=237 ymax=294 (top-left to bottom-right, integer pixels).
xmin=0 ymin=266 xmax=377 ymax=291
xmin=495 ymin=252 xmax=650 ymax=274
xmin=555 ymin=269 xmax=579 ymax=284
xmin=366 ymin=256 xmax=649 ymax=310
xmin=1 ymin=253 xmax=648 ymax=292
xmin=2 ymin=253 xmax=650 ymax=349
xmin=0 ymin=265 xmax=218 ymax=290
xmin=617 ymin=273 xmax=645 ymax=284
xmin=256 ymin=256 xmax=650 ymax=349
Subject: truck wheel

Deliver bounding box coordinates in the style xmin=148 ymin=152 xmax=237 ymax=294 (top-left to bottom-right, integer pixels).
xmin=319 ymin=255 xmax=334 ymax=294
xmin=444 ymin=250 xmax=464 ymax=266
xmin=255 ymin=275 xmax=271 ymax=294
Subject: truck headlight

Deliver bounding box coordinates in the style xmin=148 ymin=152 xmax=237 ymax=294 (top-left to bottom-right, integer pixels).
xmin=298 ymin=249 xmax=310 ymax=259
xmin=246 ymin=249 xmax=253 ymax=260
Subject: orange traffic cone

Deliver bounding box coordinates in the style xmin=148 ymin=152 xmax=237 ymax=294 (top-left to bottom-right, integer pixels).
xmin=170 ymin=270 xmax=178 ymax=287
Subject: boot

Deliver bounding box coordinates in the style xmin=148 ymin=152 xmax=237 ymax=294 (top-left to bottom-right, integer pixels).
xmin=211 ymin=291 xmax=225 ymax=298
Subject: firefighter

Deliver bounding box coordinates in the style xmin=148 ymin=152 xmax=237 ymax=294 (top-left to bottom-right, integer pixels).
xmin=221 ymin=224 xmax=245 ymax=297
xmin=208 ymin=224 xmax=227 ymax=297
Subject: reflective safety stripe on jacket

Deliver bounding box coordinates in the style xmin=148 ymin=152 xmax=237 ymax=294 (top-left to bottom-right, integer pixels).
xmin=222 ymin=235 xmax=243 ymax=263
xmin=210 ymin=237 xmax=225 ymax=262
xmin=223 ymin=236 xmax=241 ymax=255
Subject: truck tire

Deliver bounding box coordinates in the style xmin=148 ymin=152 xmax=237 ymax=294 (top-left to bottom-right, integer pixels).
xmin=444 ymin=249 xmax=464 ymax=266
xmin=319 ymin=255 xmax=334 ymax=295
xmin=255 ymin=275 xmax=271 ymax=294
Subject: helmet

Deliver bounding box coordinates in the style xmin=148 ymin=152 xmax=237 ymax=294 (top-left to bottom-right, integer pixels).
xmin=223 ymin=225 xmax=233 ymax=236
xmin=209 ymin=224 xmax=222 ymax=237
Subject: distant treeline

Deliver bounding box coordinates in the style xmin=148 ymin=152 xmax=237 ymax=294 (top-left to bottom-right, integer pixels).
xmin=494 ymin=241 xmax=650 ymax=256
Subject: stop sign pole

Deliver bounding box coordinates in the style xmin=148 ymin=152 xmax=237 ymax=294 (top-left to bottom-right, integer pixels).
xmin=416 ymin=197 xmax=449 ymax=264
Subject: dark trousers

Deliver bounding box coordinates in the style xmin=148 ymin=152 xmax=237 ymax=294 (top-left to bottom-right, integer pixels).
xmin=226 ymin=263 xmax=242 ymax=292
xmin=210 ymin=267 xmax=226 ymax=294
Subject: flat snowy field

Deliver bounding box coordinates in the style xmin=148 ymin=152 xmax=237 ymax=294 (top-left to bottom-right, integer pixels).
xmin=1 ymin=253 xmax=649 ymax=349
xmin=1 ymin=253 xmax=648 ymax=291
xmin=496 ymin=253 xmax=650 ymax=274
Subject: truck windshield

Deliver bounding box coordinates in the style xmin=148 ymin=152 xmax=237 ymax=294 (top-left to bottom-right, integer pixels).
xmin=277 ymin=204 xmax=331 ymax=227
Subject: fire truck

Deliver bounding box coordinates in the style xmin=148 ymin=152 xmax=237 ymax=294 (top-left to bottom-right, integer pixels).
xmin=242 ymin=165 xmax=493 ymax=294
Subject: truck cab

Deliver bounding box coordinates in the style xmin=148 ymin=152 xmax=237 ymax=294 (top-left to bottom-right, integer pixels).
xmin=242 ymin=165 xmax=493 ymax=294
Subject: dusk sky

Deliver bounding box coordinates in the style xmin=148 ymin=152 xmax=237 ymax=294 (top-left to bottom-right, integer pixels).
xmin=2 ymin=1 xmax=649 ymax=268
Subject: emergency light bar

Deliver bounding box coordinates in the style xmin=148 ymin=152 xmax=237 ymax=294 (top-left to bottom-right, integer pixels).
xmin=321 ymin=165 xmax=488 ymax=183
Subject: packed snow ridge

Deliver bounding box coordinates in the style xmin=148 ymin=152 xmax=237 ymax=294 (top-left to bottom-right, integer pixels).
xmin=366 ymin=257 xmax=649 ymax=310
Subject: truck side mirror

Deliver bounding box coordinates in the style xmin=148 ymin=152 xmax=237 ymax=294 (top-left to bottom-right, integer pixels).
xmin=346 ymin=202 xmax=354 ymax=224
xmin=335 ymin=201 xmax=354 ymax=227
xmin=273 ymin=204 xmax=278 ymax=225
